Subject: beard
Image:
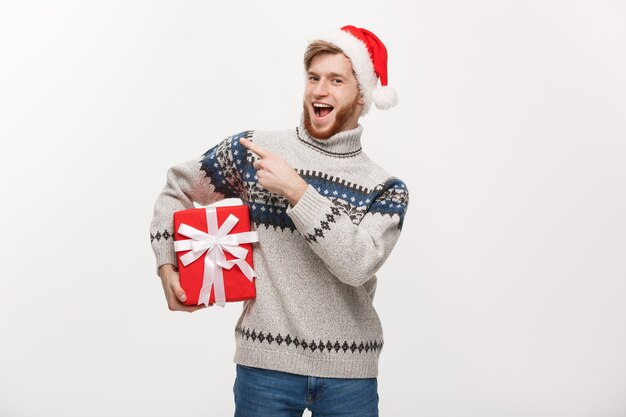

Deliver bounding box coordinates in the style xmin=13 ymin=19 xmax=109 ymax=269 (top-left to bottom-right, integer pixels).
xmin=302 ymin=94 xmax=360 ymax=140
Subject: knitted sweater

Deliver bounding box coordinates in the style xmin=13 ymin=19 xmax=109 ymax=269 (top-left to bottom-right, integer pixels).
xmin=149 ymin=117 xmax=409 ymax=378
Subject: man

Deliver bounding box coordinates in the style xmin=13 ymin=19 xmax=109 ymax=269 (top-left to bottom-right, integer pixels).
xmin=150 ymin=25 xmax=409 ymax=417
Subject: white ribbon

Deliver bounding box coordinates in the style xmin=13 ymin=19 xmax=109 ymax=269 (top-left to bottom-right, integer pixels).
xmin=174 ymin=200 xmax=259 ymax=307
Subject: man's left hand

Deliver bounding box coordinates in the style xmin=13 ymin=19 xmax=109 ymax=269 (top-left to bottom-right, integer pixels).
xmin=240 ymin=138 xmax=308 ymax=207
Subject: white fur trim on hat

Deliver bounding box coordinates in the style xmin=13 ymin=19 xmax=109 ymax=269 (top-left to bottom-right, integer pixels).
xmin=316 ymin=29 xmax=378 ymax=115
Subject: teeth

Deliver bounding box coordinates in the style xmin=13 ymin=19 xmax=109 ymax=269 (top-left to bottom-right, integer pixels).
xmin=313 ymin=103 xmax=332 ymax=108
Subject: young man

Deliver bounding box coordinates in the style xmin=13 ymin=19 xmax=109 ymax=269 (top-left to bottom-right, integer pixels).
xmin=150 ymin=25 xmax=409 ymax=416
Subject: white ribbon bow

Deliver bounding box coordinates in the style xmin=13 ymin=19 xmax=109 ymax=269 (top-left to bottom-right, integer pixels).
xmin=173 ymin=200 xmax=259 ymax=307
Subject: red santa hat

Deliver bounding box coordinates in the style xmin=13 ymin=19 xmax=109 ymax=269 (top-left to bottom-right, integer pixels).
xmin=313 ymin=25 xmax=398 ymax=114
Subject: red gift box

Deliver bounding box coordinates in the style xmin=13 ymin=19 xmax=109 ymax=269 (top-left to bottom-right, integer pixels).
xmin=173 ymin=199 xmax=259 ymax=307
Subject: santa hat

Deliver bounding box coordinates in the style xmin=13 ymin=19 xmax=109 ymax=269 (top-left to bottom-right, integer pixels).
xmin=312 ymin=25 xmax=398 ymax=114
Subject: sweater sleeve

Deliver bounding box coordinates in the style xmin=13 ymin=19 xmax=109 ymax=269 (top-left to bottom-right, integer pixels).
xmin=149 ymin=131 xmax=251 ymax=274
xmin=285 ymin=177 xmax=409 ymax=287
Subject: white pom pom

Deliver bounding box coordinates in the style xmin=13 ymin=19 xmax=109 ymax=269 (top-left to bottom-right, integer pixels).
xmin=372 ymin=86 xmax=398 ymax=109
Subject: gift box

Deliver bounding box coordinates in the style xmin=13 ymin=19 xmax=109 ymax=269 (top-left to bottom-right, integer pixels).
xmin=173 ymin=198 xmax=259 ymax=307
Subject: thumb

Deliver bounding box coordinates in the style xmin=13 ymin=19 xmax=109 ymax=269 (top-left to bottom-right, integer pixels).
xmin=169 ymin=272 xmax=187 ymax=302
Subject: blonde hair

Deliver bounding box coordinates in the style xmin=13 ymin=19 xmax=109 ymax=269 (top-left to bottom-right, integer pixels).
xmin=303 ymin=40 xmax=345 ymax=71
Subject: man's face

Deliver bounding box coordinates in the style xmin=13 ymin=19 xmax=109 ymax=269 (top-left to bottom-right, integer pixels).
xmin=303 ymin=52 xmax=364 ymax=139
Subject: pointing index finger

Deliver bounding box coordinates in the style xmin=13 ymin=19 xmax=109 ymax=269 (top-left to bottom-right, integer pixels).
xmin=240 ymin=138 xmax=270 ymax=158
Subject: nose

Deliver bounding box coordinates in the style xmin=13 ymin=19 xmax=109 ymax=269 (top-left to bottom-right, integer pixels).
xmin=313 ymin=79 xmax=329 ymax=97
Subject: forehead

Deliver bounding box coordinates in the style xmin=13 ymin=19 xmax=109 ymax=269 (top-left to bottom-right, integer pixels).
xmin=308 ymin=53 xmax=355 ymax=78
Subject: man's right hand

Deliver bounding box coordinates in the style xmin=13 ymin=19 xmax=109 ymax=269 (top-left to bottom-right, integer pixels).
xmin=158 ymin=264 xmax=209 ymax=312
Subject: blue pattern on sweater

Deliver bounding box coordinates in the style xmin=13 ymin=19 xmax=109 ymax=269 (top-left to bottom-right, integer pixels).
xmin=199 ymin=130 xmax=409 ymax=231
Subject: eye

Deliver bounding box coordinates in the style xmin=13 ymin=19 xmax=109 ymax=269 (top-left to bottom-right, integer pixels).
xmin=332 ymin=79 xmax=343 ymax=84
xmin=308 ymin=75 xmax=319 ymax=81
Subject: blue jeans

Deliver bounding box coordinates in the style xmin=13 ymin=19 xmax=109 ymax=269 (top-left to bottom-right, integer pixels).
xmin=233 ymin=364 xmax=379 ymax=417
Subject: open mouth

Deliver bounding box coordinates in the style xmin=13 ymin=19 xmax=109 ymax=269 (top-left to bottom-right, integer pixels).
xmin=313 ymin=102 xmax=334 ymax=118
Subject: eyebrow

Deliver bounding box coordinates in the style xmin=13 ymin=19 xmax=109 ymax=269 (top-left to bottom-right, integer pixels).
xmin=307 ymin=71 xmax=347 ymax=79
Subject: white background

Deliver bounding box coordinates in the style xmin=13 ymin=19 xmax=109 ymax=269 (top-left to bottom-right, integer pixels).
xmin=1 ymin=1 xmax=625 ymax=416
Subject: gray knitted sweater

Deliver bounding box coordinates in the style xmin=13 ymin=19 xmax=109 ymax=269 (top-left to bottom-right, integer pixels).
xmin=149 ymin=118 xmax=409 ymax=378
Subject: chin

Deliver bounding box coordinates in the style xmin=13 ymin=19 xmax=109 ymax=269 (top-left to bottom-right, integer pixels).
xmin=303 ymin=106 xmax=338 ymax=140
xmin=302 ymin=94 xmax=361 ymax=140
xmin=305 ymin=120 xmax=336 ymax=140
xmin=311 ymin=121 xmax=335 ymax=136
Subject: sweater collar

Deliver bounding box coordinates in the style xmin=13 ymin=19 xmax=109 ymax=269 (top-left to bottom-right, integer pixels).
xmin=296 ymin=114 xmax=363 ymax=157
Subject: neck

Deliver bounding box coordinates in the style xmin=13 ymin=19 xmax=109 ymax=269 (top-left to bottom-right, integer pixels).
xmin=297 ymin=113 xmax=363 ymax=157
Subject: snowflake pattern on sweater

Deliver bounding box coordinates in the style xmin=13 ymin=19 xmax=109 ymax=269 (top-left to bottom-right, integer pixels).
xmin=149 ymin=122 xmax=410 ymax=378
xmin=193 ymin=130 xmax=409 ymax=237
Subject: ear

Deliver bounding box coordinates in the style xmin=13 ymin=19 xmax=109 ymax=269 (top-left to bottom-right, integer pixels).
xmin=357 ymin=94 xmax=365 ymax=105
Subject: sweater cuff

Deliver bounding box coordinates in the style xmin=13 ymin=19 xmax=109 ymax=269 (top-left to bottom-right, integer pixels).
xmin=286 ymin=184 xmax=333 ymax=229
xmin=152 ymin=243 xmax=178 ymax=276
